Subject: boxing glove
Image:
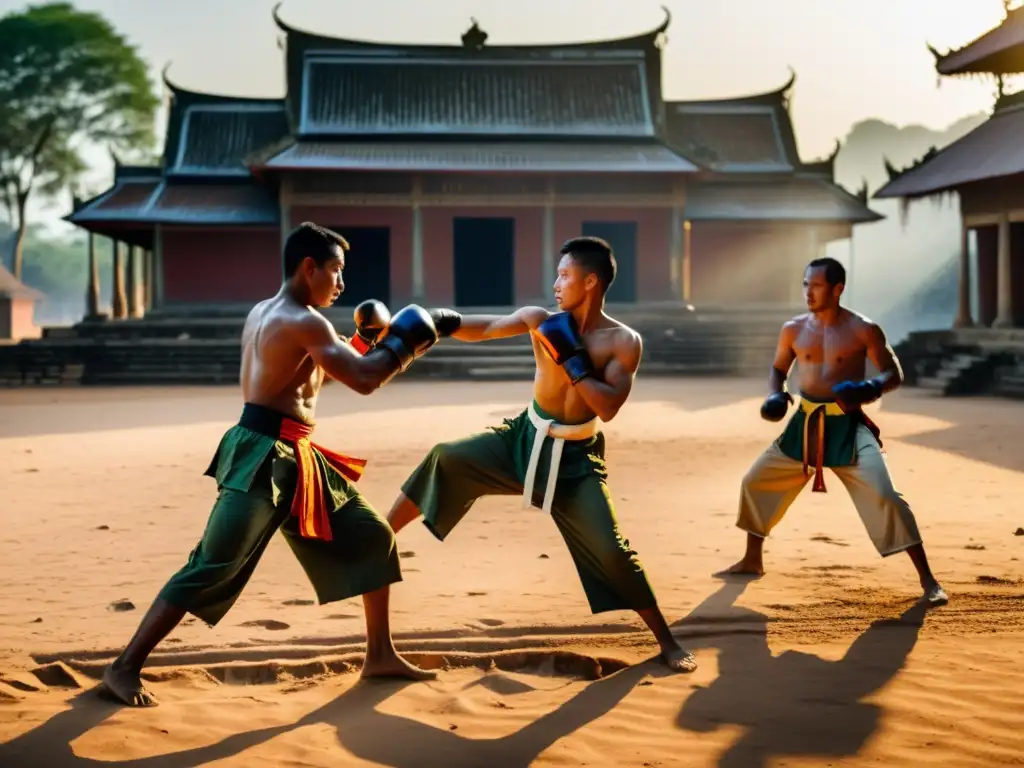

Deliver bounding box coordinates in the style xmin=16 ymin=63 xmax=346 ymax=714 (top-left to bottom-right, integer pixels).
xmin=533 ymin=312 xmax=594 ymax=384
xmin=351 ymin=299 xmax=391 ymax=354
xmin=832 ymin=378 xmax=882 ymax=406
xmin=760 ymin=391 xmax=793 ymax=422
xmin=428 ymin=308 xmax=463 ymax=338
xmin=376 ymin=305 xmax=440 ymax=374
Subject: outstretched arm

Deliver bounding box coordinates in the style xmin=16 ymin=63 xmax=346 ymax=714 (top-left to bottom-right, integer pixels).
xmin=863 ymin=322 xmax=903 ymax=394
xmin=450 ymin=306 xmax=550 ymax=342
xmin=573 ymin=332 xmax=642 ymax=423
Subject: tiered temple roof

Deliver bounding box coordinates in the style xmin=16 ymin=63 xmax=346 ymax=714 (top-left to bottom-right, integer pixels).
xmin=665 ymin=72 xmax=800 ymax=173
xmin=876 ymin=8 xmax=1024 ymax=201
xmin=875 ymin=91 xmax=1024 ymax=199
xmin=929 ymin=6 xmax=1024 ymax=76
xmin=68 ymin=5 xmax=879 ymax=233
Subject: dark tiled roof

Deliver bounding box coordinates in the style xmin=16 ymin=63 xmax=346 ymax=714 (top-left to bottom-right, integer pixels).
xmin=874 ymin=102 xmax=1024 ymax=199
xmin=300 ymin=56 xmax=653 ymax=137
xmin=147 ymin=183 xmax=279 ymax=224
xmin=934 ymin=7 xmax=1024 ymax=76
xmin=259 ymin=140 xmax=696 ymax=173
xmin=170 ymin=104 xmax=290 ymax=176
xmin=665 ymin=75 xmax=803 ymax=172
xmin=687 ymin=179 xmax=882 ymax=222
xmin=67 ymin=180 xmax=161 ymax=222
xmin=67 ymin=181 xmax=279 ymax=226
xmin=666 ymin=105 xmax=792 ymax=171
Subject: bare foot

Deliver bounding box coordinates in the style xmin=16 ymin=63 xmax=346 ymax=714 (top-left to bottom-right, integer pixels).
xmin=102 ymin=663 xmax=157 ymax=707
xmin=923 ymin=582 xmax=949 ymax=607
xmin=660 ymin=642 xmax=698 ymax=673
xmin=361 ymin=651 xmax=438 ymax=681
xmin=714 ymin=559 xmax=765 ymax=578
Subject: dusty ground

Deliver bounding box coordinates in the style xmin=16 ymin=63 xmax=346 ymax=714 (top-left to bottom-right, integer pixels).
xmin=0 ymin=378 xmax=1022 ymax=767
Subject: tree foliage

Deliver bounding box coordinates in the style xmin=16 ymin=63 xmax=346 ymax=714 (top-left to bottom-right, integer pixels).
xmin=0 ymin=2 xmax=158 ymax=279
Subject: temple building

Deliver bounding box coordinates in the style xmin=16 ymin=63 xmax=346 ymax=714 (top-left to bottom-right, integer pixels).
xmin=875 ymin=6 xmax=1024 ymax=330
xmin=66 ymin=6 xmax=879 ymax=316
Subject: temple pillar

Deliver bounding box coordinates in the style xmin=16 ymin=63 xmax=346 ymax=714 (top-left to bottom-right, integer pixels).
xmin=670 ymin=205 xmax=683 ymax=299
xmin=126 ymin=245 xmax=142 ymax=318
xmin=411 ymin=176 xmax=424 ymax=301
xmin=153 ymin=225 xmax=165 ymax=308
xmin=682 ymin=220 xmax=692 ymax=303
xmin=143 ymin=249 xmax=153 ymax=310
xmin=994 ymin=211 xmax=1013 ymax=328
xmin=954 ymin=223 xmax=974 ymax=328
xmin=542 ymin=178 xmax=555 ymax=298
xmin=85 ymin=232 xmax=101 ymax=319
xmin=111 ymin=240 xmax=127 ymax=319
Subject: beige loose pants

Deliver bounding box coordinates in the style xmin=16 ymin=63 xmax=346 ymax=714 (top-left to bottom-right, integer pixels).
xmin=737 ymin=424 xmax=923 ymax=556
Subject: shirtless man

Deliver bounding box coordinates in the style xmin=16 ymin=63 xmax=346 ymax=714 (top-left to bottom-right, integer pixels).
xmin=384 ymin=236 xmax=697 ymax=672
xmin=719 ymin=257 xmax=948 ymax=606
xmin=102 ymin=222 xmax=443 ymax=706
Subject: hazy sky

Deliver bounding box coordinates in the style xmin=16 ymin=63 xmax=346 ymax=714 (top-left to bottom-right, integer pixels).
xmin=0 ymin=0 xmax=1014 ymax=229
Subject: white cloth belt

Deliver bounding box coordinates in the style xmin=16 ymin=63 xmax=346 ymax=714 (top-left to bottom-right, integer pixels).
xmin=523 ymin=402 xmax=600 ymax=514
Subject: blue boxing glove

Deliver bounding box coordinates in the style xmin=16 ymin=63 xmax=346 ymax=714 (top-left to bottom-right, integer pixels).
xmin=376 ymin=305 xmax=440 ymax=374
xmin=533 ymin=312 xmax=594 ymax=384
xmin=832 ymin=378 xmax=883 ymax=406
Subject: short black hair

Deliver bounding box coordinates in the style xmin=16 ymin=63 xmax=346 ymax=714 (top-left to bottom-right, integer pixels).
xmin=283 ymin=222 xmax=349 ymax=278
xmin=560 ymin=236 xmax=616 ymax=292
xmin=807 ymin=257 xmax=846 ymax=287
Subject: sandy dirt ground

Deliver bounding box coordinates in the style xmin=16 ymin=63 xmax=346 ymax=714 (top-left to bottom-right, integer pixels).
xmin=0 ymin=377 xmax=1022 ymax=767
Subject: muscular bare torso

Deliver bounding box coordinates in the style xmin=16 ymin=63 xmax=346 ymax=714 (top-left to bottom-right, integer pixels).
xmin=240 ymin=295 xmax=326 ymax=423
xmin=786 ymin=309 xmax=876 ymax=400
xmin=530 ymin=314 xmax=637 ymax=424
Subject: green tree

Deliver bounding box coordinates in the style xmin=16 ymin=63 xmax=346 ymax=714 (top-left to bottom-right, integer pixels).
xmin=0 ymin=2 xmax=157 ymax=280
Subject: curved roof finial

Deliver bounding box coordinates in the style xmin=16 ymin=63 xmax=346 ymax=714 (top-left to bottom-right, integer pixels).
xmin=657 ymin=5 xmax=672 ymax=34
xmin=781 ymin=66 xmax=797 ymax=94
xmin=652 ymin=5 xmax=671 ymax=48
xmin=272 ymin=2 xmax=293 ymax=34
xmin=828 ymin=138 xmax=841 ymax=161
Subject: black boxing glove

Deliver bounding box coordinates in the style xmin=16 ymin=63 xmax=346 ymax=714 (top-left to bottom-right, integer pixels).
xmin=376 ymin=304 xmax=440 ymax=375
xmin=533 ymin=312 xmax=594 ymax=384
xmin=760 ymin=391 xmax=793 ymax=422
xmin=351 ymin=299 xmax=391 ymax=355
xmin=428 ymin=308 xmax=462 ymax=338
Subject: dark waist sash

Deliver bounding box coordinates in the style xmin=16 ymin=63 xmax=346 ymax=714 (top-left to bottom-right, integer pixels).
xmin=776 ymin=398 xmax=882 ymax=493
xmin=239 ymin=403 xmax=366 ymax=541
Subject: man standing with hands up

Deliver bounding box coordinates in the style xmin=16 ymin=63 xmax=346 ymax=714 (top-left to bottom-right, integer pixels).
xmin=718 ymin=257 xmax=948 ymax=607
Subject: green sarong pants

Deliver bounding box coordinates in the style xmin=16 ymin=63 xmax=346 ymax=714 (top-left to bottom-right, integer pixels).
xmin=401 ymin=402 xmax=657 ymax=614
xmin=158 ymin=403 xmax=401 ymax=626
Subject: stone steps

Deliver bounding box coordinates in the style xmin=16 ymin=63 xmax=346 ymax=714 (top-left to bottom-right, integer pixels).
xmin=0 ymin=305 xmax=793 ymax=387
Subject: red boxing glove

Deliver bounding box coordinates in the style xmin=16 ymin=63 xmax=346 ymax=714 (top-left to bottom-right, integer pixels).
xmin=351 ymin=299 xmax=391 ymax=355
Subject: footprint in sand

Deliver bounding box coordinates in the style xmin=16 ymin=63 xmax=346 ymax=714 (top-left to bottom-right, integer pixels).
xmin=108 ymin=599 xmax=136 ymax=612
xmin=467 ymin=591 xmax=487 ymax=597
xmin=241 ymin=619 xmax=291 ymax=631
xmin=810 ymin=535 xmax=850 ymax=547
xmin=327 ymin=613 xmax=358 ymax=620
xmin=977 ymin=575 xmax=1016 ymax=585
xmin=400 ymin=550 xmax=416 ymax=558
xmin=477 ymin=618 xmax=505 ymax=627
xmin=282 ymin=599 xmax=315 ymax=606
